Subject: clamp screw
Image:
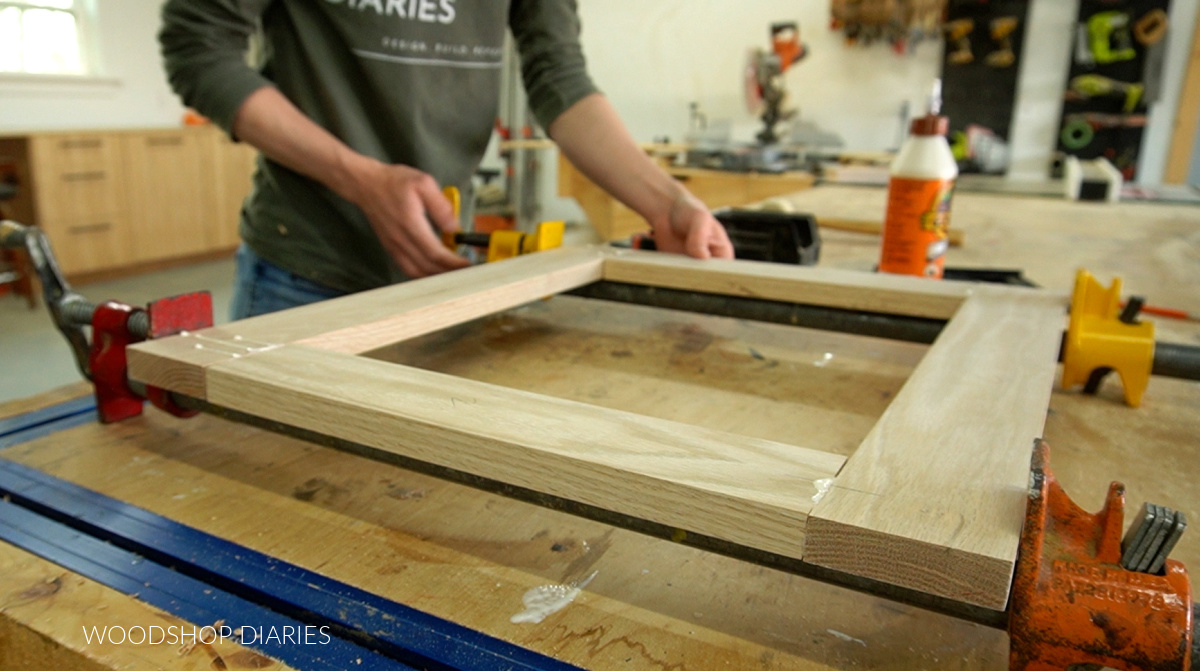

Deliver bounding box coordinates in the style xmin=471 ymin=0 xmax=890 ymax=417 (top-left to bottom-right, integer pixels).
xmin=1120 ymin=295 xmax=1145 ymax=325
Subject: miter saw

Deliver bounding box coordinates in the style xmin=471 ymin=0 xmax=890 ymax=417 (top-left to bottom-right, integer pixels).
xmin=745 ymin=22 xmax=808 ymax=145
xmin=687 ymin=22 xmax=832 ymax=174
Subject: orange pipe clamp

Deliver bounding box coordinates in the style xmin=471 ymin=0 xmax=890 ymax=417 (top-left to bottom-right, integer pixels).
xmin=1009 ymin=441 xmax=1194 ymax=671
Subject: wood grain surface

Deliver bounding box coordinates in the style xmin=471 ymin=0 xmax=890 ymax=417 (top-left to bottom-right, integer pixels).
xmin=203 ymin=344 xmax=845 ymax=560
xmin=0 ymin=397 xmax=1007 ymax=670
xmin=601 ymin=250 xmax=969 ymax=320
xmin=128 ymin=227 xmax=1065 ymax=610
xmin=369 ymin=296 xmax=927 ymax=456
xmin=805 ymin=288 xmax=1067 ymax=610
xmin=6 ymin=185 xmax=1197 ymax=670
xmin=0 ymin=538 xmax=289 ymax=670
xmin=128 ymin=246 xmax=606 ymax=398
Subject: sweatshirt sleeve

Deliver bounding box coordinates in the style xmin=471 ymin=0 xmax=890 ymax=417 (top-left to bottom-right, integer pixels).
xmin=159 ymin=0 xmax=275 ymax=136
xmin=509 ymin=0 xmax=599 ymax=130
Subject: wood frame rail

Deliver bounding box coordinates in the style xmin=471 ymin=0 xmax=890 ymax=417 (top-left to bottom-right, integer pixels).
xmin=127 ymin=247 xmax=1066 ymax=610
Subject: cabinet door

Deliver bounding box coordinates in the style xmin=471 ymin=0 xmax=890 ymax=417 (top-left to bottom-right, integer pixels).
xmin=123 ymin=130 xmax=211 ymax=262
xmin=202 ymin=128 xmax=257 ymax=249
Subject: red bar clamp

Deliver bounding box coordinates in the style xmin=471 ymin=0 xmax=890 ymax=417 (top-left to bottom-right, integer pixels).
xmin=1010 ymin=440 xmax=1193 ymax=671
xmin=89 ymin=292 xmax=213 ymax=423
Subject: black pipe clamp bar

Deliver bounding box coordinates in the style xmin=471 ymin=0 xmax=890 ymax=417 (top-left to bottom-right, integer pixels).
xmin=567 ymin=281 xmax=1200 ymax=382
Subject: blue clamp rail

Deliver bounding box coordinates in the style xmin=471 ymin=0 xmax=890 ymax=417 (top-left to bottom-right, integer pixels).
xmin=0 ymin=397 xmax=582 ymax=671
xmin=0 ymin=394 xmax=98 ymax=448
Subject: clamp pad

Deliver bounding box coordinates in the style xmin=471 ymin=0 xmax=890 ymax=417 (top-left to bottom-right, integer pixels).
xmin=1061 ymin=270 xmax=1154 ymax=407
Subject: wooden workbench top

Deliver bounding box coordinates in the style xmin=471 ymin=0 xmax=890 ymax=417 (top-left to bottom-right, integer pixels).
xmin=2 ymin=186 xmax=1198 ymax=670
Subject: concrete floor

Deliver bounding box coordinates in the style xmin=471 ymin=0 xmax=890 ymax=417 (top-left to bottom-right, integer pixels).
xmin=0 ymin=258 xmax=236 ymax=405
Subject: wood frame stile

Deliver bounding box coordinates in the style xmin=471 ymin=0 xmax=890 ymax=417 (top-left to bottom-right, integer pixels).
xmin=127 ymin=247 xmax=1067 ymax=611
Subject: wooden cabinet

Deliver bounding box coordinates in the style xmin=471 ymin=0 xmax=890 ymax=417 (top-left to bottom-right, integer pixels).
xmin=0 ymin=126 xmax=257 ymax=277
xmin=23 ymin=133 xmax=134 ymax=275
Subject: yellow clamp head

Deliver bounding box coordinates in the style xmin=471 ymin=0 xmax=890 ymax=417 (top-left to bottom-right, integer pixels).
xmin=486 ymin=221 xmax=564 ymax=263
xmin=1061 ymin=269 xmax=1155 ymax=407
xmin=440 ymin=186 xmax=462 ymax=251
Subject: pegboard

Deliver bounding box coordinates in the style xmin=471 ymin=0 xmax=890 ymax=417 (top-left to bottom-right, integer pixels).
xmin=939 ymin=0 xmax=1032 ymax=175
xmin=1056 ymin=0 xmax=1172 ymax=180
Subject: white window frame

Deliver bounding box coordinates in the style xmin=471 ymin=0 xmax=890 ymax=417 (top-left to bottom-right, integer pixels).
xmin=0 ymin=0 xmax=98 ymax=77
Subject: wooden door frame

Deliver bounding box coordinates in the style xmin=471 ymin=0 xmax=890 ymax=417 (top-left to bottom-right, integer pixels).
xmin=1166 ymin=8 xmax=1200 ymax=184
xmin=128 ymin=247 xmax=1065 ymax=610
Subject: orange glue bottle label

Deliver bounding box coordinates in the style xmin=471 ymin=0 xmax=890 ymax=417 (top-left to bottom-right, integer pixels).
xmin=879 ymin=177 xmax=955 ymax=278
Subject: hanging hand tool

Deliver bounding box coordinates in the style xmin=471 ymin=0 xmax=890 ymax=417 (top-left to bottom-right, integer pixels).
xmin=1089 ymin=11 xmax=1138 ymax=64
xmin=1070 ymin=74 xmax=1145 ymax=113
xmin=985 ymin=17 xmax=1020 ymax=68
xmin=945 ymin=19 xmax=975 ymax=65
xmin=1135 ymin=9 xmax=1170 ymax=46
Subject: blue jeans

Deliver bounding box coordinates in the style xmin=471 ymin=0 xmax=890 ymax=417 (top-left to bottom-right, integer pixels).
xmin=230 ymin=244 xmax=347 ymax=320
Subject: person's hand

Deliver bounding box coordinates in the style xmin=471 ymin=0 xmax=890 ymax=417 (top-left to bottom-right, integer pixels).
xmin=651 ymin=190 xmax=735 ymax=260
xmin=348 ymin=162 xmax=471 ymax=278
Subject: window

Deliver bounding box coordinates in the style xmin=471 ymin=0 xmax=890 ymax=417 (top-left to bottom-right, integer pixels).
xmin=0 ymin=0 xmax=87 ymax=75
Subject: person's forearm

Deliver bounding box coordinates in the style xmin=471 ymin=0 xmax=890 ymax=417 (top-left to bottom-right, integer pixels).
xmin=232 ymin=87 xmax=379 ymax=204
xmin=547 ymin=93 xmax=684 ymax=231
xmin=231 ymin=86 xmax=466 ymax=278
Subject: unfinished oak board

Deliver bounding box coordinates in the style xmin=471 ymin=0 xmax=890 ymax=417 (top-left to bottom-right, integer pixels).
xmin=202 ymin=345 xmax=846 ymax=559
xmin=127 ymin=245 xmax=605 ymax=397
xmin=601 ymin=250 xmax=969 ymax=320
xmin=805 ymin=287 xmax=1066 ymax=610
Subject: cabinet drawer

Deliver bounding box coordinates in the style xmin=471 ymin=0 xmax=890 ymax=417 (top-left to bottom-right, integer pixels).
xmin=41 ymin=215 xmax=134 ymax=275
xmin=30 ymin=134 xmax=126 ymax=222
xmin=38 ymin=168 xmax=123 ymax=221
xmin=39 ymin=134 xmax=111 ymax=168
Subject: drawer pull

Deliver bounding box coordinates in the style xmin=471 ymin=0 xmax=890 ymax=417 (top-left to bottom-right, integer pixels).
xmin=61 ymin=171 xmax=107 ymax=182
xmin=67 ymin=222 xmax=113 ymax=234
xmin=58 ymin=139 xmax=103 ymax=150
xmin=147 ymin=136 xmax=184 ymax=147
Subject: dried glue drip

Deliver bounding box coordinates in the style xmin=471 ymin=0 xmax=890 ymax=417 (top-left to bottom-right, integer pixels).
xmin=812 ymin=478 xmax=835 ymax=504
xmin=510 ymin=571 xmax=597 ymax=624
xmin=827 ymin=629 xmax=867 ymax=647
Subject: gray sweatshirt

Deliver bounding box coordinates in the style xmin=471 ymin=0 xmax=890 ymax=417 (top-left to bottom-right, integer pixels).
xmin=160 ymin=0 xmax=597 ymax=292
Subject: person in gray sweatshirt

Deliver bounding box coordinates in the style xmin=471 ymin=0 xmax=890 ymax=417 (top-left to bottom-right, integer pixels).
xmin=160 ymin=0 xmax=733 ymax=318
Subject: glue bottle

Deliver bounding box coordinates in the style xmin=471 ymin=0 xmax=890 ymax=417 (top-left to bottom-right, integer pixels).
xmin=879 ymin=80 xmax=957 ymax=279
